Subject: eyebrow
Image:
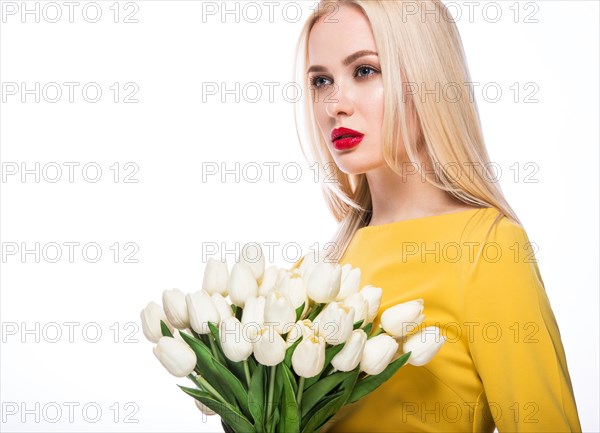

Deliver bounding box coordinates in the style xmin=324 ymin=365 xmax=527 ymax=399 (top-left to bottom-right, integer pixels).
xmin=307 ymin=50 xmax=378 ymax=74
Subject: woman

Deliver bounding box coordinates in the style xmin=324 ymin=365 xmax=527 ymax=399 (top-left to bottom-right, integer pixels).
xmin=290 ymin=0 xmax=582 ymax=431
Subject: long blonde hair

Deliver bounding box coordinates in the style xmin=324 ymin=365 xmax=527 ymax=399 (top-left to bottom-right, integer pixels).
xmin=293 ymin=0 xmax=521 ymax=263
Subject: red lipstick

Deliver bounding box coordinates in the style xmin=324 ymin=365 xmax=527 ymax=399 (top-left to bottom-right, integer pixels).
xmin=331 ymin=127 xmax=364 ymax=151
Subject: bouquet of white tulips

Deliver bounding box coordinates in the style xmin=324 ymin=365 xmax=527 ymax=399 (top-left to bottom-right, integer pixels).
xmin=140 ymin=243 xmax=446 ymax=433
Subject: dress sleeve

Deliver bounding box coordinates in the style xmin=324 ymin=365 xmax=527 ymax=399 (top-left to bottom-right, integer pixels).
xmin=464 ymin=219 xmax=582 ymax=432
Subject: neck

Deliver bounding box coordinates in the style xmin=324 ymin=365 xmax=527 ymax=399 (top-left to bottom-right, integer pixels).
xmin=364 ymin=153 xmax=467 ymax=226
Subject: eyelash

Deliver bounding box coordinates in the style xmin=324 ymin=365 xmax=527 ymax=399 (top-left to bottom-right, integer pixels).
xmin=309 ymin=65 xmax=380 ymax=89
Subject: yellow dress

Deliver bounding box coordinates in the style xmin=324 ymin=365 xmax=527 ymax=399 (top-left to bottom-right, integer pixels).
xmin=292 ymin=207 xmax=581 ymax=432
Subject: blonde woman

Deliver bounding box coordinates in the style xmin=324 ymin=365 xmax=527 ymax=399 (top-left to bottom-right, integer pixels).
xmin=290 ymin=0 xmax=582 ymax=432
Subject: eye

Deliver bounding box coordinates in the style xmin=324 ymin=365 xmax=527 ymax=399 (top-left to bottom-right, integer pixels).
xmin=355 ymin=65 xmax=380 ymax=79
xmin=309 ymin=75 xmax=332 ymax=89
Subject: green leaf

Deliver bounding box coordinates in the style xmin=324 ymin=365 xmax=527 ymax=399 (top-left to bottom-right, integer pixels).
xmin=295 ymin=302 xmax=305 ymax=321
xmin=207 ymin=322 xmax=232 ymax=368
xmin=299 ymin=392 xmax=340 ymax=432
xmin=279 ymin=363 xmax=300 ymax=433
xmin=248 ymin=355 xmax=257 ymax=376
xmin=348 ymin=352 xmax=411 ymax=404
xmin=303 ymin=343 xmax=346 ymax=389
xmin=222 ymin=419 xmax=237 ymax=433
xmin=266 ymin=407 xmax=280 ymax=433
xmin=300 ymin=370 xmax=354 ymax=419
xmin=303 ymin=368 xmax=359 ymax=433
xmin=300 ymin=393 xmax=343 ymax=433
xmin=307 ymin=303 xmax=325 ymax=321
xmin=284 ymin=337 xmax=302 ymax=370
xmin=248 ymin=363 xmax=266 ymax=433
xmin=178 ymin=386 xmax=255 ymax=433
xmin=284 ymin=363 xmax=298 ymax=395
xmin=352 ymin=319 xmax=364 ymax=330
xmin=179 ymin=331 xmax=251 ymax=420
xmin=160 ymin=320 xmax=173 ymax=338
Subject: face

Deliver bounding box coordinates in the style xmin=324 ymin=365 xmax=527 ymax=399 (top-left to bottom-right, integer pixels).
xmin=308 ymin=4 xmax=386 ymax=175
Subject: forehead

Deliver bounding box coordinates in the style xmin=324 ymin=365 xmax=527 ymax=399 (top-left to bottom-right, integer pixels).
xmin=308 ymin=5 xmax=377 ymax=64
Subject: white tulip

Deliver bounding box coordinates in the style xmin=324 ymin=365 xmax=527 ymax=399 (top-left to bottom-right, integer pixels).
xmin=153 ymin=336 xmax=197 ymax=377
xmin=306 ymin=262 xmax=342 ymax=303
xmin=202 ymin=257 xmax=229 ymax=296
xmin=380 ymin=299 xmax=425 ymax=338
xmin=278 ymin=272 xmax=309 ymax=318
xmin=219 ymin=316 xmax=253 ymax=362
xmin=227 ymin=262 xmax=258 ymax=308
xmin=186 ymin=290 xmax=220 ymax=335
xmin=264 ymin=290 xmax=296 ymax=335
xmin=252 ymin=326 xmax=286 ymax=366
xmin=343 ymin=292 xmax=369 ymax=327
xmin=360 ymin=285 xmax=383 ymax=324
xmin=140 ymin=301 xmax=173 ymax=343
xmin=195 ymin=399 xmax=216 ymax=416
xmin=285 ymin=319 xmax=317 ymax=347
xmin=291 ymin=331 xmax=326 ymax=378
xmin=276 ymin=267 xmax=289 ymax=287
xmin=298 ymin=250 xmax=321 ymax=277
xmin=258 ymin=265 xmax=278 ymax=296
xmin=241 ymin=295 xmax=266 ymax=341
xmin=403 ymin=326 xmax=446 ymax=366
xmin=331 ymin=329 xmax=368 ymax=372
xmin=335 ymin=264 xmax=361 ymax=301
xmin=240 ymin=242 xmax=265 ymax=281
xmin=163 ymin=288 xmax=190 ymax=329
xmin=313 ymin=301 xmax=355 ymax=345
xmin=360 ymin=334 xmax=399 ymax=376
xmin=211 ymin=292 xmax=233 ymax=322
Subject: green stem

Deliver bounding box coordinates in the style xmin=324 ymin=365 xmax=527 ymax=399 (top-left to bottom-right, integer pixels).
xmin=266 ymin=365 xmax=276 ymax=424
xmin=243 ymin=360 xmax=252 ymax=388
xmin=297 ymin=376 xmax=306 ymax=406
xmin=196 ymin=375 xmax=228 ymax=405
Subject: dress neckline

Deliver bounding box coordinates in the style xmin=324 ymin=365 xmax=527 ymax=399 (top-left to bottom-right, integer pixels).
xmin=356 ymin=207 xmax=491 ymax=233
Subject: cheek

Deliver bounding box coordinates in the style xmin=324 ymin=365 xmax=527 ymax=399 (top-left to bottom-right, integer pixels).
xmin=362 ymin=85 xmax=384 ymax=128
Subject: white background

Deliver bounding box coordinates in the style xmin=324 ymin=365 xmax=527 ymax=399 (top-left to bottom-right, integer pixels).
xmin=0 ymin=0 xmax=598 ymax=432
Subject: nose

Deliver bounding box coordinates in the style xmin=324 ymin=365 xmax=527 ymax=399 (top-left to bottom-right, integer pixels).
xmin=324 ymin=81 xmax=354 ymax=119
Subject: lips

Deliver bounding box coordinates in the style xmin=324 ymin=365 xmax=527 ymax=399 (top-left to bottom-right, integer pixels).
xmin=331 ymin=127 xmax=364 ymax=142
xmin=331 ymin=127 xmax=364 ymax=151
